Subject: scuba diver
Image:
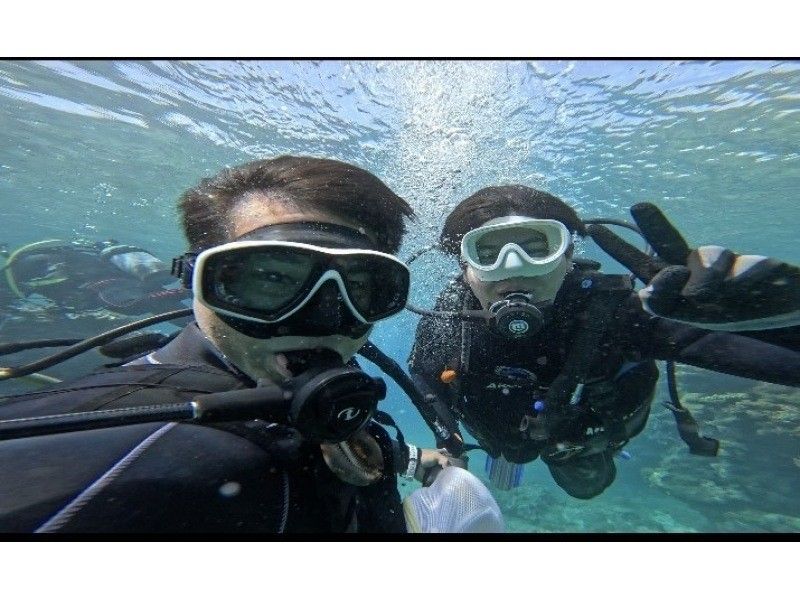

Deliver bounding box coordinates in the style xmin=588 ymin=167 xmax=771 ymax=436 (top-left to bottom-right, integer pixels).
xmin=0 ymin=237 xmax=190 ymax=321
xmin=0 ymin=156 xmax=503 ymax=534
xmin=408 ymin=185 xmax=800 ymax=499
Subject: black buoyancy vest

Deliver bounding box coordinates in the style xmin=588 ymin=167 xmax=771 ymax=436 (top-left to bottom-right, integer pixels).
xmin=425 ymin=269 xmax=659 ymax=463
xmin=0 ymin=362 xmax=405 ymax=533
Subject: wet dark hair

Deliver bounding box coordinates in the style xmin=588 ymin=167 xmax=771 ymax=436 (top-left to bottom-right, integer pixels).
xmin=439 ymin=185 xmax=586 ymax=255
xmin=179 ymin=155 xmax=414 ymax=253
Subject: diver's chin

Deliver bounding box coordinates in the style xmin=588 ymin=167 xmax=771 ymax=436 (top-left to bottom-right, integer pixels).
xmin=240 ymin=332 xmax=372 ymax=382
xmin=263 ymin=331 xmax=369 ymax=379
xmin=195 ymin=301 xmax=372 ymax=381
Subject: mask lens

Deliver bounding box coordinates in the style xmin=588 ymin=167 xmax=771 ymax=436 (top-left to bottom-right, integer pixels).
xmin=202 ymin=246 xmax=319 ymax=317
xmin=475 ymin=227 xmax=551 ymax=265
xmin=337 ymin=254 xmax=409 ymax=321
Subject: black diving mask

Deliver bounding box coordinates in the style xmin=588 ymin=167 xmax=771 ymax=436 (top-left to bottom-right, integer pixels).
xmin=173 ymin=222 xmax=410 ymax=339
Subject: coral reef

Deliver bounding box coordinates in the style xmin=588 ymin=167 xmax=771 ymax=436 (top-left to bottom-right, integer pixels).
xmin=494 ymin=481 xmax=707 ymax=533
xmin=641 ymin=366 xmax=800 ymax=530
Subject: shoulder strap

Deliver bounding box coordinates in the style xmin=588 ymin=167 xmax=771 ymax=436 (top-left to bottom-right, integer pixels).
xmin=456 ymin=281 xmax=479 ymax=374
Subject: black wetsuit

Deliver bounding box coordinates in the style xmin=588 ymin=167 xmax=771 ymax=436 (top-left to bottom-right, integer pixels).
xmin=409 ymin=267 xmax=800 ymax=499
xmin=0 ymin=324 xmax=406 ymax=533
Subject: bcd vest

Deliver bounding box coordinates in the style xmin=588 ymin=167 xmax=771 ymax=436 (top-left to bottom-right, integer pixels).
xmin=433 ymin=270 xmax=659 ymax=464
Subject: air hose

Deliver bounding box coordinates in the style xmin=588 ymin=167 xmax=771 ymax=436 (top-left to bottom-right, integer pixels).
xmin=0 ymin=308 xmax=192 ymax=381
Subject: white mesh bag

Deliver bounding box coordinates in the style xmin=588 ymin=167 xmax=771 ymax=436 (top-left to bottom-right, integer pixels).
xmin=403 ymin=466 xmax=505 ymax=533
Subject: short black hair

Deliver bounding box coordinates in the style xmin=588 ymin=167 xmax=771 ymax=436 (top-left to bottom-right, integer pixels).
xmin=178 ymin=155 xmax=414 ymax=254
xmin=439 ymin=185 xmax=586 ymax=255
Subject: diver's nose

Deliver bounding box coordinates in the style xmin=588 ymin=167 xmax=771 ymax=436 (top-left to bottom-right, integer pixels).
xmin=303 ymin=279 xmax=353 ymax=330
xmin=503 ymin=251 xmax=525 ymax=270
xmin=313 ymin=280 xmax=345 ymax=315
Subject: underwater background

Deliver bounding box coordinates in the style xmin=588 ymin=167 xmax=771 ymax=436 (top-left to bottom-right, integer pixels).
xmin=1 ymin=60 xmax=798 ymax=532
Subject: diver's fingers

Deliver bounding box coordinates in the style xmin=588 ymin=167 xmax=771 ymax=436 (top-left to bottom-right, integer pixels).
xmin=587 ymin=224 xmax=665 ymax=283
xmin=630 ymin=203 xmax=692 ymax=265
xmin=639 ymin=266 xmax=691 ymax=316
xmin=683 ymin=246 xmax=737 ymax=298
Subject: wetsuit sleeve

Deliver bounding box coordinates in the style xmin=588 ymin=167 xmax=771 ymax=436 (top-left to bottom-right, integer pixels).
xmin=620 ymin=296 xmax=800 ymax=387
xmin=736 ymin=326 xmax=800 ymax=352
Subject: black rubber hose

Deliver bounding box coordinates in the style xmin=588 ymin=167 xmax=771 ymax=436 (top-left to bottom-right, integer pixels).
xmin=665 ymin=360 xmax=681 ymax=407
xmin=0 ymin=402 xmax=195 ymax=440
xmin=358 ymin=341 xmax=464 ymax=454
xmin=405 ymin=303 xmax=487 ymax=321
xmin=0 ymin=338 xmax=83 ymax=357
xmin=664 ymin=360 xmax=719 ymax=457
xmin=0 ymin=384 xmax=288 ymax=441
xmin=0 ymin=308 xmax=193 ymax=381
xmin=358 ymin=342 xmax=428 ymax=409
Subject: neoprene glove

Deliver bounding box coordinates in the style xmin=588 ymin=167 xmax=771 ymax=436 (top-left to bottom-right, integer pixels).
xmin=588 ymin=202 xmax=800 ymax=331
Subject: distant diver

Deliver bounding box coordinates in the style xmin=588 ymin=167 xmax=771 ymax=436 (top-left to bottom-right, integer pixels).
xmin=1 ymin=238 xmax=190 ymax=319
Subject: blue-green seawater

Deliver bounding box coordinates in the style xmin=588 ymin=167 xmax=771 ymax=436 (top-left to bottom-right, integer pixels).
xmin=1 ymin=60 xmax=799 ymax=532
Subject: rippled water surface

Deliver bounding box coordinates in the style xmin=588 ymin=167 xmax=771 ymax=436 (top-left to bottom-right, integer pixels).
xmin=1 ymin=60 xmax=799 ymax=532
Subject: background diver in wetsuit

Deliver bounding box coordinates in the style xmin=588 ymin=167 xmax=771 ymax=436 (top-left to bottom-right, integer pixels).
xmin=408 ymin=185 xmax=800 ymax=499
xmin=0 ymin=238 xmax=190 ymax=321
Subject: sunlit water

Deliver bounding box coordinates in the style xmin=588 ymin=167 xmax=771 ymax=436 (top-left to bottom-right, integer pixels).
xmin=1 ymin=60 xmax=799 ymax=532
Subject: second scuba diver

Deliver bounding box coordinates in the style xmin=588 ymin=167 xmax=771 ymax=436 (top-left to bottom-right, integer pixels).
xmin=408 ymin=185 xmax=800 ymax=499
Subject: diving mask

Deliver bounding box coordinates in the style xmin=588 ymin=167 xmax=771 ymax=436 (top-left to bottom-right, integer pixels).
xmin=173 ymin=222 xmax=410 ymax=329
xmin=461 ymin=216 xmax=571 ymax=282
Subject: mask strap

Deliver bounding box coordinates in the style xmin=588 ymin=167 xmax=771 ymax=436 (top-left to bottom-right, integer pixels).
xmin=171 ymin=253 xmax=197 ymax=288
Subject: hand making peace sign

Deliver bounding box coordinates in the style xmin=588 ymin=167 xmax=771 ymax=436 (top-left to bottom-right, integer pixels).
xmin=587 ymin=203 xmax=800 ymax=331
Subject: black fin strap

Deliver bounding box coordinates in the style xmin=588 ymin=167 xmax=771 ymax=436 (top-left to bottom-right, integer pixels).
xmin=665 ymin=361 xmax=719 ymax=457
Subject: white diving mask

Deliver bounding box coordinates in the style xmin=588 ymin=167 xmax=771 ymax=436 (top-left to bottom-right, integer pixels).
xmin=461 ymin=216 xmax=572 ymax=282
